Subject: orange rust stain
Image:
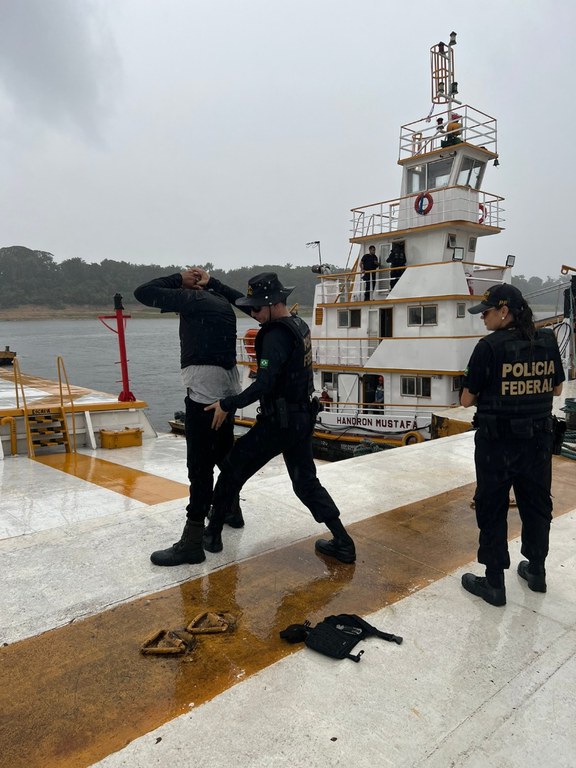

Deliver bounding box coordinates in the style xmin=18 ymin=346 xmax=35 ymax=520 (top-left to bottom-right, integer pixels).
xmin=1 ymin=461 xmax=574 ymax=768
xmin=34 ymin=453 xmax=188 ymax=504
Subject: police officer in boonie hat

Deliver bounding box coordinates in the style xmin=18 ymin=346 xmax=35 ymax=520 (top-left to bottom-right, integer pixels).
xmin=203 ymin=271 xmax=356 ymax=564
xmin=468 ymin=283 xmax=525 ymax=315
xmin=235 ymin=272 xmax=295 ymax=309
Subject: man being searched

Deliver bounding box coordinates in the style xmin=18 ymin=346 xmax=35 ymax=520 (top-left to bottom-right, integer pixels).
xmin=460 ymin=284 xmax=565 ymax=606
xmin=197 ymin=270 xmax=356 ymax=564
xmin=133 ymin=269 xmax=246 ymax=566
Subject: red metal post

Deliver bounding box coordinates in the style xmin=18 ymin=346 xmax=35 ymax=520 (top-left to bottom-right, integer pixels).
xmin=98 ymin=294 xmax=136 ymax=402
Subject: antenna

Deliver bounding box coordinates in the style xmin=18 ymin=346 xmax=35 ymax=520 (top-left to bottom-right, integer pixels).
xmin=306 ymin=240 xmax=322 ymax=265
xmin=430 ymin=31 xmax=461 ymax=111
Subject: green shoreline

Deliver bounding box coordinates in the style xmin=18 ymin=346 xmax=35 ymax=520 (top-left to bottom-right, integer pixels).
xmin=0 ymin=306 xmax=163 ymax=321
xmin=0 ymin=304 xmax=313 ymax=322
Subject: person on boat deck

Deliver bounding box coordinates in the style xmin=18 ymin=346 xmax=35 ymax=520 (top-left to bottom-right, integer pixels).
xmin=133 ymin=269 xmax=248 ymax=567
xmin=459 ymin=284 xmax=565 ymax=606
xmin=320 ymin=388 xmax=333 ymax=411
xmin=374 ymin=376 xmax=384 ymax=407
xmin=360 ymin=245 xmax=379 ymax=301
xmin=441 ymin=113 xmax=462 ymax=147
xmin=386 ymin=243 xmax=406 ymax=289
xmin=197 ymin=269 xmax=356 ymax=564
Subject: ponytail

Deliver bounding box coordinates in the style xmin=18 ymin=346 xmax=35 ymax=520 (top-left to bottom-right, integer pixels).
xmin=512 ymin=302 xmax=535 ymax=340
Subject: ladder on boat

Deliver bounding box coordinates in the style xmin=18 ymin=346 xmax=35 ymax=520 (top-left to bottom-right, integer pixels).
xmin=25 ymin=407 xmax=72 ymax=455
xmin=12 ymin=357 xmax=77 ymax=457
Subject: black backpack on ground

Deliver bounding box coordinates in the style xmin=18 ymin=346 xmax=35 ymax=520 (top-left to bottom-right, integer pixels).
xmin=280 ymin=613 xmax=402 ymax=663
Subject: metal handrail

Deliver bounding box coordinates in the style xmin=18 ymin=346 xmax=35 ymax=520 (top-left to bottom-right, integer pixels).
xmin=56 ymin=356 xmax=78 ymax=453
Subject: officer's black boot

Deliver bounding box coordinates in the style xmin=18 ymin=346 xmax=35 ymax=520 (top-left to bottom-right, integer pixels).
xmin=517 ymin=561 xmax=547 ymax=593
xmin=315 ymin=518 xmax=356 ymax=564
xmin=461 ymin=570 xmax=506 ymax=606
xmin=207 ymin=495 xmax=244 ymax=529
xmin=203 ymin=521 xmax=223 ymax=553
xmin=150 ymin=520 xmax=206 ymax=566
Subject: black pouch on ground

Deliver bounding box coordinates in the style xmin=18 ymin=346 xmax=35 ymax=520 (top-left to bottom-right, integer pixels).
xmin=279 ymin=613 xmax=403 ymax=663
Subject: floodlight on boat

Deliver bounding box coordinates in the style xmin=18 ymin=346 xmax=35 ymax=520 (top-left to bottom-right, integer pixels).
xmin=506 ymin=255 xmax=516 ymax=267
xmin=449 ymin=31 xmax=457 ymax=45
xmin=452 ymin=247 xmax=464 ymax=262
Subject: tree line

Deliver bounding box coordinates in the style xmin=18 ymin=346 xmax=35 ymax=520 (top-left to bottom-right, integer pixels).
xmin=0 ymin=246 xmax=330 ymax=310
xmin=0 ymin=245 xmax=565 ymax=311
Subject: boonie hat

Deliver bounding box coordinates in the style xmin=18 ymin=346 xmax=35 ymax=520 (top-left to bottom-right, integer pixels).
xmin=468 ymin=283 xmax=525 ymax=314
xmin=236 ymin=272 xmax=294 ymax=308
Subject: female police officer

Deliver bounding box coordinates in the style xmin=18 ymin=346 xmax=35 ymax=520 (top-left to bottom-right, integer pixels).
xmin=460 ymin=284 xmax=564 ymax=606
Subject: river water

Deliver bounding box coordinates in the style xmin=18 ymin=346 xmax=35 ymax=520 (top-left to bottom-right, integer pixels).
xmin=1 ymin=315 xmax=289 ymax=433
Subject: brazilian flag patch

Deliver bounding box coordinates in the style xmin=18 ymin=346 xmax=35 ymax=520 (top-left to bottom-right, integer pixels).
xmin=260 ymin=359 xmax=269 ymax=368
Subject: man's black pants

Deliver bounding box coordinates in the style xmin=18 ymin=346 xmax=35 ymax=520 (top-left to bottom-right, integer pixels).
xmin=185 ymin=395 xmax=235 ymax=524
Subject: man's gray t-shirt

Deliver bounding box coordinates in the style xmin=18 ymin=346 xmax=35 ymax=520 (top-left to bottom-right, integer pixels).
xmin=181 ymin=364 xmax=241 ymax=405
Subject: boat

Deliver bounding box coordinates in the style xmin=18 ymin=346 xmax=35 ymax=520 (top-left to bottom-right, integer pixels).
xmin=0 ymin=303 xmax=156 ymax=460
xmin=231 ymin=35 xmax=574 ymax=461
xmin=168 ymin=410 xmax=186 ymax=435
xmin=0 ymin=345 xmax=16 ymax=366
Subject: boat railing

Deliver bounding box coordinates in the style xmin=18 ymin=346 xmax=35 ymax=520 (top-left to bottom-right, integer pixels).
xmin=312 ymin=337 xmax=383 ymax=367
xmin=310 ymin=260 xmax=509 ymax=307
xmin=351 ymin=187 xmax=505 ymax=238
xmin=311 ymin=268 xmax=395 ymax=304
xmin=399 ymin=104 xmax=497 ymax=159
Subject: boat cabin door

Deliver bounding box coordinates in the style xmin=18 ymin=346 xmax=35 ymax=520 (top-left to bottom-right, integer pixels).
xmin=367 ymin=309 xmax=379 ymax=355
xmin=337 ymin=373 xmax=360 ymax=413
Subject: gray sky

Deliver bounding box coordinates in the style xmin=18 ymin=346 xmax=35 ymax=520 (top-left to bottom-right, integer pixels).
xmin=1 ymin=0 xmax=573 ymax=278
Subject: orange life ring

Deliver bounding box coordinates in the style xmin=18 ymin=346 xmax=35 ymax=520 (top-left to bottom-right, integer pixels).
xmin=401 ymin=430 xmax=424 ymax=446
xmin=414 ymin=192 xmax=433 ymax=215
xmin=478 ymin=203 xmax=486 ymax=225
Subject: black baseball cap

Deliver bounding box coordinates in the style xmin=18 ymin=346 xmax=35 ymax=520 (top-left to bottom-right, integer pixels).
xmin=468 ymin=284 xmax=525 ymax=314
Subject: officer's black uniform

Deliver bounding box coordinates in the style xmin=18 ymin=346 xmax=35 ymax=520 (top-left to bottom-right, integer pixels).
xmin=210 ymin=313 xmax=345 ymax=528
xmin=464 ymin=326 xmax=565 ymax=575
xmin=200 ymin=271 xmax=355 ymax=563
xmin=386 ymin=243 xmax=406 ymax=289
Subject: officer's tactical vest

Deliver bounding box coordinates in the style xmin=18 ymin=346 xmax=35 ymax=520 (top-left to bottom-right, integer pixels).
xmin=255 ymin=315 xmax=314 ymax=405
xmin=476 ymin=328 xmax=559 ymax=420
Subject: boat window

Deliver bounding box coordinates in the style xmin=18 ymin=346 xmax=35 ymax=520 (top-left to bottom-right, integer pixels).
xmin=401 ymin=376 xmax=431 ymax=398
xmin=427 ymin=158 xmax=453 ymax=189
xmin=457 ymin=157 xmax=486 ymax=189
xmin=452 ymin=375 xmax=464 ymax=391
xmin=407 ymin=165 xmax=426 ymax=194
xmin=337 ymin=309 xmax=362 ymax=328
xmin=350 ymin=309 xmax=361 ymax=328
xmin=456 ymin=303 xmax=466 ymax=318
xmin=408 ymin=305 xmax=438 ymax=326
xmin=322 ymin=372 xmax=337 ymax=388
xmin=314 ymin=307 xmax=324 ymax=325
xmin=407 ymin=158 xmax=453 ymax=192
xmin=468 ymin=237 xmax=477 ymax=252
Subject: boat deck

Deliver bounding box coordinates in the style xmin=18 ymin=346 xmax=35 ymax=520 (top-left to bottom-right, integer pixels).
xmin=1 ymin=415 xmax=575 ymax=767
xmin=0 ymin=367 xmax=149 ymax=416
